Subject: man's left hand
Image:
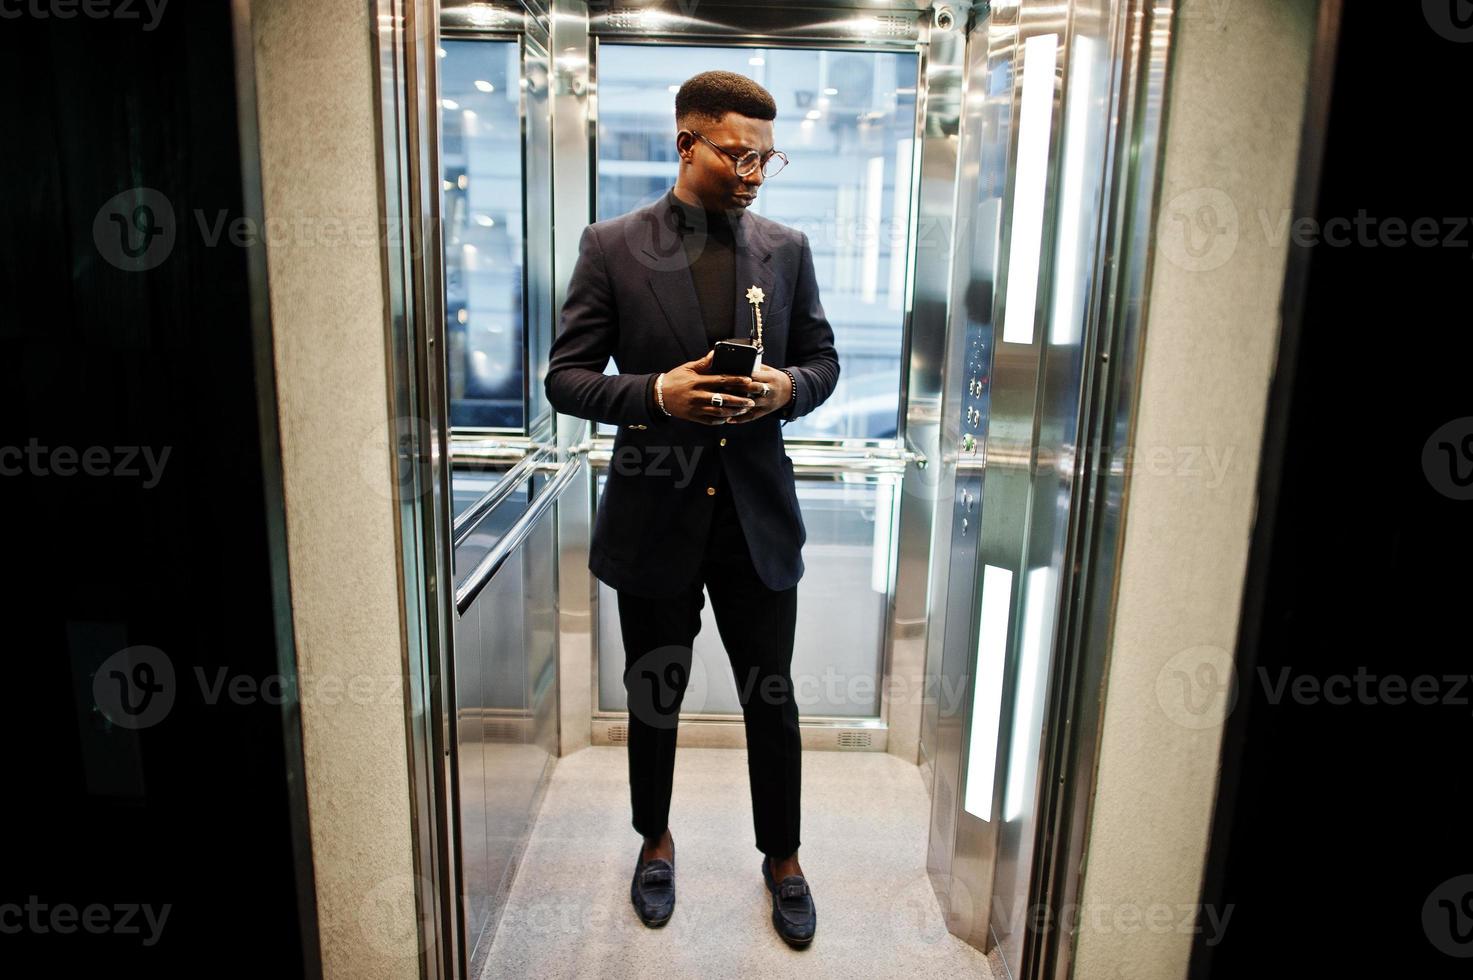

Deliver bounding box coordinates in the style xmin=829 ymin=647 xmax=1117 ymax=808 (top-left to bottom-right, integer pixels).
xmin=723 ymin=364 xmax=792 ymax=424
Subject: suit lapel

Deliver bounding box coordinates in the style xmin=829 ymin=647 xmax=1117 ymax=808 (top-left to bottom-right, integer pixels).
xmin=637 ymin=191 xmax=775 ymax=363
xmin=624 ymin=194 xmax=707 ymax=362
xmin=733 ymin=212 xmax=774 ymax=351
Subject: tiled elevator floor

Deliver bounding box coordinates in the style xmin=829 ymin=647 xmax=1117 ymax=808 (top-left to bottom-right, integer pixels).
xmin=479 ymin=745 xmax=994 ymax=979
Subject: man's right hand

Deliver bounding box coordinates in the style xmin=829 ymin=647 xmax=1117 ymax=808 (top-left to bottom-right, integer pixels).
xmin=659 ymin=350 xmax=758 ymax=425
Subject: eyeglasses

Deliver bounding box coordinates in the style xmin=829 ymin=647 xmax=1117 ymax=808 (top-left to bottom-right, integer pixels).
xmin=684 ymin=130 xmax=789 ymax=179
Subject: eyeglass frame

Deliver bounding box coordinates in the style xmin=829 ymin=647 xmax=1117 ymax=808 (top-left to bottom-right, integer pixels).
xmin=681 ymin=130 xmax=789 ymax=178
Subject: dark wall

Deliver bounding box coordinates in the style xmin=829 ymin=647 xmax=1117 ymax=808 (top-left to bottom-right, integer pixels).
xmin=0 ymin=3 xmax=317 ymax=976
xmin=1192 ymin=3 xmax=1472 ymax=977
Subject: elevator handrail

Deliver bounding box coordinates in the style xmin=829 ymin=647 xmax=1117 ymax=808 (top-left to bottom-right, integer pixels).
xmin=454 ymin=450 xmax=584 ymax=616
xmin=452 ymin=445 xmax=548 ymax=549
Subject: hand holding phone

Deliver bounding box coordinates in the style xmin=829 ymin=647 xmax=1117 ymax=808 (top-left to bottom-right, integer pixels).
xmin=711 ymin=339 xmax=762 ymax=377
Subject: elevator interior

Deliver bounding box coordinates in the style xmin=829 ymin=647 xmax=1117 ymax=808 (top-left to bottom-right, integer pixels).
xmin=367 ymin=1 xmax=1178 ymax=977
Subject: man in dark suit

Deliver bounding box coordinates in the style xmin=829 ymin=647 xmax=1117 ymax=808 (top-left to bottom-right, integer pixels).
xmin=545 ymin=70 xmax=838 ymax=947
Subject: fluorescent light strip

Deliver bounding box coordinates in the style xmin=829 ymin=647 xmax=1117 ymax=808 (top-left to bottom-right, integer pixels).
xmin=963 ymin=564 xmax=1015 ymax=822
xmin=1049 ymin=34 xmax=1097 ymax=346
xmin=890 ymin=137 xmax=914 ymax=311
xmin=1001 ymin=32 xmax=1060 ymax=346
xmin=1004 ymin=567 xmax=1055 ymax=822
xmin=862 ymin=155 xmax=884 ymax=304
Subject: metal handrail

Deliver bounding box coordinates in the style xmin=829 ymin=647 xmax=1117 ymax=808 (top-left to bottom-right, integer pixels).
xmin=454 ymin=452 xmax=584 ymax=615
xmin=451 ymin=446 xmax=547 ymax=547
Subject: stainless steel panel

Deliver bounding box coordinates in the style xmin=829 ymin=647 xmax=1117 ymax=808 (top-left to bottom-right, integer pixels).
xmin=523 ymin=34 xmax=556 ymax=433
xmin=368 ymin=0 xmax=460 ymax=975
xmin=913 ymin=1 xmax=972 ymax=778
xmin=454 ymin=600 xmax=490 ymax=957
xmin=457 ymin=478 xmax=562 ymax=977
xmin=900 ymin=0 xmax=968 ymax=777
xmin=990 ymin=1 xmax=1118 ymax=973
xmin=550 ymin=1 xmax=596 ymax=760
xmin=926 ymin=0 xmax=1007 ymax=940
xmin=1035 ymin=3 xmax=1177 ymax=978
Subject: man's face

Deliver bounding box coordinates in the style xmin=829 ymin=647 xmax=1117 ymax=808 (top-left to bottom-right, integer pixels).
xmin=678 ymin=111 xmax=775 ymax=211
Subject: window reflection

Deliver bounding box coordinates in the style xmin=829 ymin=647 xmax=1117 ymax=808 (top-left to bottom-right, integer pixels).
xmin=596 ymin=44 xmax=919 ymax=441
xmin=441 ymin=39 xmax=525 ymax=429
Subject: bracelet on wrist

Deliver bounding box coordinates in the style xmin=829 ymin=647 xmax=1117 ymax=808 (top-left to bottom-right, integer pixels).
xmin=654 ymin=372 xmax=673 ymax=416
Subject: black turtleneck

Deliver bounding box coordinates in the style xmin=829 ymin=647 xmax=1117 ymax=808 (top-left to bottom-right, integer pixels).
xmin=643 ymin=188 xmax=794 ymax=424
xmin=668 ymin=189 xmax=739 ymax=349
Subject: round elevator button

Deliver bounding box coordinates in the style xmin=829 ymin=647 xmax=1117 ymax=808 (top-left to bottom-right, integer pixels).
xmin=706 ymin=486 xmax=716 ymax=496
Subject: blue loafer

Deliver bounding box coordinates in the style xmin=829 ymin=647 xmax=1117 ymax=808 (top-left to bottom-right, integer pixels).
xmin=631 ymin=839 xmax=675 ymax=927
xmin=761 ymin=854 xmax=816 ymax=948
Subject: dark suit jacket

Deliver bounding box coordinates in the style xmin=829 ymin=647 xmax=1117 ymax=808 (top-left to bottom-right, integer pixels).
xmin=546 ymin=189 xmax=840 ymax=597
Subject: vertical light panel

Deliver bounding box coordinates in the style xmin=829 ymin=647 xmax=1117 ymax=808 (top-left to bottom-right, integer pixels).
xmin=1049 ymin=34 xmax=1097 ymax=346
xmin=1004 ymin=566 xmax=1055 ymax=821
xmin=871 ymin=478 xmax=896 ymax=595
xmin=889 ymin=138 xmax=914 ymax=311
xmin=964 ymin=564 xmax=1015 ymax=821
xmin=1001 ymin=32 xmax=1060 ymax=346
xmin=861 ymin=155 xmax=885 ymax=304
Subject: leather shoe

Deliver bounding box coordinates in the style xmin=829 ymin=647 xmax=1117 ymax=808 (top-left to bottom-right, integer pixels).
xmin=630 ymin=838 xmax=675 ymax=927
xmin=762 ymin=854 xmax=816 ymax=948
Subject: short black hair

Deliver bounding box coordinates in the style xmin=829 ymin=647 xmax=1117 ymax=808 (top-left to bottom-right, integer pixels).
xmin=674 ymin=70 xmax=777 ymax=128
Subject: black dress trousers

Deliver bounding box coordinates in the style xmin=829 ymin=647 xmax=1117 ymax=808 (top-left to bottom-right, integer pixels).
xmin=615 ymin=462 xmax=802 ymax=860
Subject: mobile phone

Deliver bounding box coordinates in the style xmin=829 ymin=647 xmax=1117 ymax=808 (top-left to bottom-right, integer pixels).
xmin=712 ymin=339 xmax=762 ymax=377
